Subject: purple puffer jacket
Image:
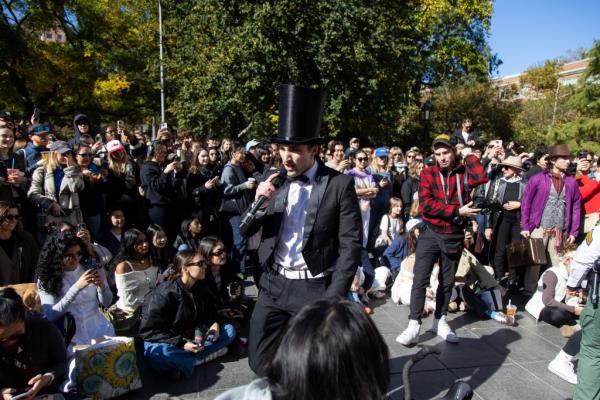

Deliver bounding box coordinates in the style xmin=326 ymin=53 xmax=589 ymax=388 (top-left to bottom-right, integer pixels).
xmin=521 ymin=170 xmax=581 ymax=237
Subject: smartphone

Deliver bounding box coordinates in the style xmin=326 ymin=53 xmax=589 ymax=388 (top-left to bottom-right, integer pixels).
xmin=10 ymin=388 xmax=31 ymax=400
xmin=95 ymin=133 xmax=103 ymax=143
xmin=160 ymin=122 xmax=168 ymax=130
xmin=77 ymin=223 xmax=87 ymax=231
xmin=117 ymin=120 xmax=125 ymax=129
xmin=494 ymin=140 xmax=503 ymax=147
xmin=33 ymin=107 xmax=41 ymax=121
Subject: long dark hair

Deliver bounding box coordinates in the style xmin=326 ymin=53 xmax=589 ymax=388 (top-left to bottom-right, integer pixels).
xmin=198 ymin=235 xmax=223 ymax=267
xmin=37 ymin=230 xmax=85 ymax=297
xmin=263 ymin=299 xmax=390 ymax=400
xmin=110 ymin=228 xmax=147 ymax=270
xmin=0 ymin=287 xmax=26 ymax=326
xmin=167 ymin=250 xmax=203 ymax=281
xmin=146 ymin=224 xmax=169 ymax=270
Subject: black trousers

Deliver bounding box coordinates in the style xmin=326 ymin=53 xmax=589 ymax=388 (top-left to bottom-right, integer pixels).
xmin=491 ymin=215 xmax=521 ymax=279
xmin=248 ymin=270 xmax=328 ymax=372
xmin=539 ymin=306 xmax=578 ymax=327
xmin=409 ymin=227 xmax=464 ymax=321
xmin=564 ymin=329 xmax=582 ymax=356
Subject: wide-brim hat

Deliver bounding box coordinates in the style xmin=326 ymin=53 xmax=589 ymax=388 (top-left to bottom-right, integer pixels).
xmin=548 ymin=144 xmax=570 ymax=158
xmin=499 ymin=156 xmax=524 ymax=171
xmin=271 ymin=84 xmax=327 ymax=145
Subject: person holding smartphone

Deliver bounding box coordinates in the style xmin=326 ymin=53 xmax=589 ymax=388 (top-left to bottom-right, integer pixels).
xmin=27 ymin=141 xmax=85 ymax=241
xmin=0 ymin=287 xmax=67 ymax=400
xmin=574 ymin=150 xmax=600 ymax=233
xmin=36 ymin=230 xmax=114 ymax=355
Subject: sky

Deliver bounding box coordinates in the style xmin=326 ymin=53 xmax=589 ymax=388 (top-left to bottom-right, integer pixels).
xmin=489 ymin=0 xmax=600 ymax=77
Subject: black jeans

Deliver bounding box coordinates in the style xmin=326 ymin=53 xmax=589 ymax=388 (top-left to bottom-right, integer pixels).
xmin=491 ymin=215 xmax=521 ymax=279
xmin=563 ymin=330 xmax=582 ymax=356
xmin=248 ymin=270 xmax=328 ymax=372
xmin=539 ymin=306 xmax=577 ymax=327
xmin=409 ymin=227 xmax=464 ymax=321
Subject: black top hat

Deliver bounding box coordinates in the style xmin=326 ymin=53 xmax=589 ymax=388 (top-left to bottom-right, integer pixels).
xmin=271 ymin=84 xmax=327 ymax=145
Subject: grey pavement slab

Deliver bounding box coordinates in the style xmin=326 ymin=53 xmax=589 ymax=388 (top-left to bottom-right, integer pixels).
xmin=119 ymin=283 xmax=577 ymax=400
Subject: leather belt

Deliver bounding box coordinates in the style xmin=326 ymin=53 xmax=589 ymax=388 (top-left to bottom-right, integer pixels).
xmin=273 ymin=264 xmax=329 ymax=280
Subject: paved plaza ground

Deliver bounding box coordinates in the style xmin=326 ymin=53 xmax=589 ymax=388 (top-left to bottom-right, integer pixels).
xmin=123 ymin=280 xmax=577 ymax=400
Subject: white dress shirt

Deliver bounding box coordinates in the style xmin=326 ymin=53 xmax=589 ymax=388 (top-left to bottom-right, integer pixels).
xmin=274 ymin=160 xmax=319 ymax=270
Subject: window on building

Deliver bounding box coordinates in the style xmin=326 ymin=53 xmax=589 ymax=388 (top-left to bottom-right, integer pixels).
xmin=45 ymin=32 xmax=53 ymax=39
xmin=56 ymin=33 xmax=63 ymax=40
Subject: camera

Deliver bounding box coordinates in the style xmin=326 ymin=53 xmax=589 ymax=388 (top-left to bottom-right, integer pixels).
xmin=577 ymin=151 xmax=589 ymax=160
xmin=471 ymin=197 xmax=501 ymax=212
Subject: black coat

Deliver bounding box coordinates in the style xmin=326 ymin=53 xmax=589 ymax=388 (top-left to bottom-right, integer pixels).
xmin=139 ymin=278 xmax=217 ymax=347
xmin=451 ymin=129 xmax=481 ymax=147
xmin=140 ymin=160 xmax=185 ymax=207
xmin=240 ymin=162 xmax=362 ymax=297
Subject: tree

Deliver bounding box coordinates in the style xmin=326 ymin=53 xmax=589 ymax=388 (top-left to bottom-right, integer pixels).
xmin=429 ymin=77 xmax=517 ymax=143
xmin=156 ymin=0 xmax=495 ymax=143
xmin=0 ymin=0 xmax=158 ymax=128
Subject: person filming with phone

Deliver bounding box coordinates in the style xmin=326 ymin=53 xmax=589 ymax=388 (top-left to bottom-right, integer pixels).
xmin=396 ymin=136 xmax=487 ymax=346
xmin=574 ymin=150 xmax=600 ymax=233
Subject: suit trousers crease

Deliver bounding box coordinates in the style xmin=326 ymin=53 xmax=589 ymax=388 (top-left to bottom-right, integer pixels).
xmin=248 ymin=271 xmax=328 ymax=372
xmin=409 ymin=228 xmax=463 ymax=322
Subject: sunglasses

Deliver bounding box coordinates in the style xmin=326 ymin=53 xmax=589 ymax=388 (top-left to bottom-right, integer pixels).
xmin=63 ymin=251 xmax=82 ymax=260
xmin=78 ymin=153 xmax=93 ymax=157
xmin=186 ymin=261 xmax=206 ymax=268
xmin=211 ymin=249 xmax=226 ymax=257
xmin=2 ymin=214 xmax=20 ymax=221
xmin=356 ymin=157 xmax=368 ymax=162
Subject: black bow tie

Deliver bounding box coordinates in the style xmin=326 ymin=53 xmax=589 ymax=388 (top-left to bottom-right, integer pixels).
xmin=289 ymin=174 xmax=309 ymax=184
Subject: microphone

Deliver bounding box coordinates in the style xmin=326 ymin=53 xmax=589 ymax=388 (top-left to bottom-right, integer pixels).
xmin=239 ymin=167 xmax=287 ymax=231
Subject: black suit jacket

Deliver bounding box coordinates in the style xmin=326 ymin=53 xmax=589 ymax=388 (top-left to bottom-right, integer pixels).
xmin=240 ymin=162 xmax=362 ymax=297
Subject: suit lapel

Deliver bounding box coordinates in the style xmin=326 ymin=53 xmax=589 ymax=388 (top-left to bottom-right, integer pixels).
xmin=302 ymin=164 xmax=329 ymax=245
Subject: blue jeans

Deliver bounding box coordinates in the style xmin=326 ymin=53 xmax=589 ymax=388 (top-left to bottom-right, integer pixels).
xmin=360 ymin=248 xmax=374 ymax=291
xmin=143 ymin=324 xmax=236 ymax=377
xmin=228 ymin=215 xmax=248 ymax=274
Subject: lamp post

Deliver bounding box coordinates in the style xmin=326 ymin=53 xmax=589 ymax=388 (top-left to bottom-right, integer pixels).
xmin=158 ymin=0 xmax=166 ymax=125
xmin=420 ymin=98 xmax=435 ymax=139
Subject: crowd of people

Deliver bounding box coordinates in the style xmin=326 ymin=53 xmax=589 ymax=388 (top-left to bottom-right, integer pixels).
xmin=1 ymin=107 xmax=599 ymax=399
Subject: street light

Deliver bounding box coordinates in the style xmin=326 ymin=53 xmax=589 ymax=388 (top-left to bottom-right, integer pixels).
xmin=158 ymin=0 xmax=166 ymax=125
xmin=420 ymin=98 xmax=434 ymax=139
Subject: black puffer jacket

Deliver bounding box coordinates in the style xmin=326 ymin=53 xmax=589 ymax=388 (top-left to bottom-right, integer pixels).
xmin=139 ymin=278 xmax=217 ymax=347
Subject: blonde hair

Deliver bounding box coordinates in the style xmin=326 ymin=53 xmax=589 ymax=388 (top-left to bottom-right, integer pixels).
xmin=108 ymin=152 xmax=129 ymax=175
xmin=408 ymin=160 xmax=424 ymax=179
xmin=409 ymin=198 xmax=420 ymax=218
xmin=387 ymin=197 xmax=404 ymax=233
xmin=44 ymin=151 xmax=61 ymax=173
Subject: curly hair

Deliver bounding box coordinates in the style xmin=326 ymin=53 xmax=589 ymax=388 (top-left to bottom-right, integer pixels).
xmin=407 ymin=160 xmax=423 ymax=180
xmin=36 ymin=230 xmax=86 ymax=297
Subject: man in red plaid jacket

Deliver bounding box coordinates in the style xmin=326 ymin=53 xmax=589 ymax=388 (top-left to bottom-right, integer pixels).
xmin=397 ymin=137 xmax=487 ymax=345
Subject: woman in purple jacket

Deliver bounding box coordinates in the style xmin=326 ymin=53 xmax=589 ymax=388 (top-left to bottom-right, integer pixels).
xmin=520 ymin=144 xmax=581 ymax=294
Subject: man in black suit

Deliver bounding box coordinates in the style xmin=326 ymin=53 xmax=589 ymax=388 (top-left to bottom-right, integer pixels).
xmin=451 ymin=118 xmax=481 ymax=148
xmin=240 ymin=84 xmax=362 ymax=372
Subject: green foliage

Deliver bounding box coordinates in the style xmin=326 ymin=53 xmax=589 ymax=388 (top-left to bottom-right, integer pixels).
xmin=430 ymin=78 xmax=518 ymax=144
xmin=0 ymin=0 xmax=158 ymax=128
xmin=520 ymin=59 xmax=562 ymax=93
xmin=156 ymin=0 xmax=495 ymax=143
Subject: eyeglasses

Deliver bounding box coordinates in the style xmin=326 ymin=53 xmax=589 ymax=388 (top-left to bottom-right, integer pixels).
xmin=2 ymin=214 xmax=20 ymax=222
xmin=186 ymin=261 xmax=206 ymax=268
xmin=78 ymin=153 xmax=93 ymax=157
xmin=76 ymin=121 xmax=89 ymax=126
xmin=63 ymin=251 xmax=82 ymax=260
xmin=356 ymin=157 xmax=368 ymax=162
xmin=211 ymin=249 xmax=226 ymax=257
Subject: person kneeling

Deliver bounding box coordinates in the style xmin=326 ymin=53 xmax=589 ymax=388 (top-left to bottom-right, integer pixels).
xmin=139 ymin=250 xmax=236 ymax=380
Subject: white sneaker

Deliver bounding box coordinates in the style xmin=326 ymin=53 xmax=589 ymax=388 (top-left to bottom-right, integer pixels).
xmin=430 ymin=316 xmax=459 ymax=343
xmin=396 ymin=319 xmax=421 ymax=346
xmin=548 ymin=352 xmax=578 ymax=385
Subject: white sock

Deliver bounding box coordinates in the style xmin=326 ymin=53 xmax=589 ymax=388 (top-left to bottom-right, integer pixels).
xmin=557 ymin=350 xmax=574 ymax=362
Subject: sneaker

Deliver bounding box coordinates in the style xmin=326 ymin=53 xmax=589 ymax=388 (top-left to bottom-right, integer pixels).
xmin=396 ymin=319 xmax=421 ymax=346
xmin=195 ymin=347 xmax=228 ymax=366
xmin=548 ymin=356 xmax=577 ymax=385
xmin=493 ymin=312 xmax=512 ymax=325
xmin=368 ymin=290 xmax=386 ymax=300
xmin=430 ymin=316 xmax=459 ymax=343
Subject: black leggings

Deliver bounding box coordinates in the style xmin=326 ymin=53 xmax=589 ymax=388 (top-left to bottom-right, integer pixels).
xmin=563 ymin=330 xmax=582 ymax=356
xmin=491 ymin=216 xmax=521 ymax=278
xmin=539 ymin=306 xmax=577 ymax=327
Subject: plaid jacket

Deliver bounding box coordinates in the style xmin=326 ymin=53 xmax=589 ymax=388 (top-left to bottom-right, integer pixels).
xmin=419 ymin=154 xmax=488 ymax=234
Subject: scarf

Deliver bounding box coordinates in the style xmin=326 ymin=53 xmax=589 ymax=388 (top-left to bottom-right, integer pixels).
xmin=550 ymin=171 xmax=564 ymax=195
xmin=500 ymin=176 xmax=522 ymax=183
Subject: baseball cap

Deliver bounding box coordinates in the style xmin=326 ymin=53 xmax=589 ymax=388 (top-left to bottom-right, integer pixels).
xmin=431 ymin=134 xmax=452 ymax=150
xmin=374 ymin=147 xmax=389 ymax=158
xmin=50 ymin=141 xmax=72 ymax=154
xmin=245 ymin=139 xmax=261 ymax=152
xmin=29 ymin=124 xmax=52 ymax=135
xmin=405 ymin=218 xmax=422 ymax=233
xmin=106 ymin=139 xmax=125 ymax=154
xmin=350 ymin=137 xmax=360 ymax=144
